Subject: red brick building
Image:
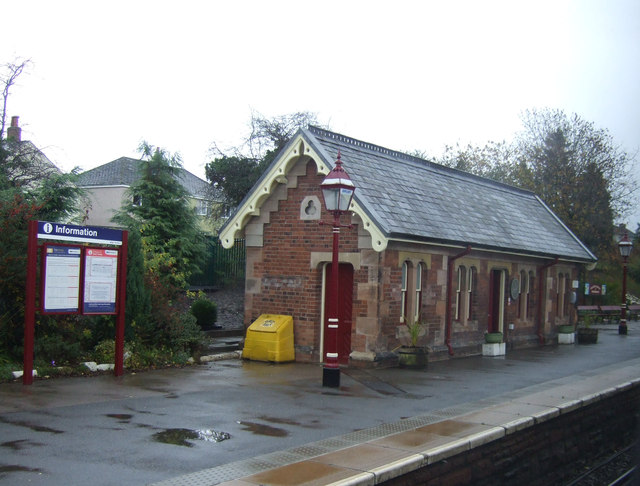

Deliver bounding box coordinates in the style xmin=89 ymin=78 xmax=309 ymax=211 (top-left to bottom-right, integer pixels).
xmin=219 ymin=127 xmax=597 ymax=366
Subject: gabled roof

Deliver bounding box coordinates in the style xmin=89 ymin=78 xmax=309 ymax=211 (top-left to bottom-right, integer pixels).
xmin=77 ymin=156 xmax=211 ymax=199
xmin=4 ymin=139 xmax=61 ymax=188
xmin=220 ymin=126 xmax=597 ymax=263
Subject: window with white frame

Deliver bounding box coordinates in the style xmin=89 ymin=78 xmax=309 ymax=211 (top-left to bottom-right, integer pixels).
xmin=400 ymin=261 xmax=427 ymax=324
xmin=401 ymin=261 xmax=409 ymax=323
xmin=414 ymin=262 xmax=424 ymax=323
xmin=466 ymin=266 xmax=475 ymax=320
xmin=195 ymin=199 xmax=209 ymax=216
xmin=527 ymin=271 xmax=534 ymax=318
xmin=455 ymin=266 xmax=465 ymax=321
xmin=519 ymin=270 xmax=528 ymax=318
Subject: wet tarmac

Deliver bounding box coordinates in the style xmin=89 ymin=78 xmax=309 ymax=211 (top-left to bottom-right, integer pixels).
xmin=1 ymin=322 xmax=639 ymax=485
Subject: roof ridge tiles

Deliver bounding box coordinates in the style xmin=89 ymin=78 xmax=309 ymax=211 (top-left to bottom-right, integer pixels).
xmin=306 ymin=125 xmax=533 ymax=198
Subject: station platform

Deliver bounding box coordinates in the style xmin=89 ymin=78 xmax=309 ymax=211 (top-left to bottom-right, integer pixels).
xmin=151 ymin=356 xmax=640 ymax=485
xmin=1 ymin=322 xmax=639 ymax=486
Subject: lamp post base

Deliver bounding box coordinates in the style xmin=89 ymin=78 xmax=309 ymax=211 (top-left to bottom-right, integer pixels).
xmin=619 ymin=321 xmax=628 ymax=335
xmin=322 ymin=367 xmax=340 ymax=387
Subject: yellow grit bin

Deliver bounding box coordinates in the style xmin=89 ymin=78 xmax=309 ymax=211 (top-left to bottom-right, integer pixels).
xmin=243 ymin=314 xmax=295 ymax=362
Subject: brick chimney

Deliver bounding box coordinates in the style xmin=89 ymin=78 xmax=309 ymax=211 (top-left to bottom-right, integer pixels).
xmin=7 ymin=116 xmax=21 ymax=141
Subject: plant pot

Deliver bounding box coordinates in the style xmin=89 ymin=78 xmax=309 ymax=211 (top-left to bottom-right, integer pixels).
xmin=397 ymin=346 xmax=427 ymax=369
xmin=485 ymin=332 xmax=503 ymax=344
xmin=577 ymin=327 xmax=598 ymax=344
xmin=557 ymin=325 xmax=575 ymax=334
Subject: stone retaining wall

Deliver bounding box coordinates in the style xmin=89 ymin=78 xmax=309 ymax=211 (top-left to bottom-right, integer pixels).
xmin=383 ymin=386 xmax=640 ymax=486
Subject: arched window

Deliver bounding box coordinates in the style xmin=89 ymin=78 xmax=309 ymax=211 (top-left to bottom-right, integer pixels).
xmin=519 ymin=270 xmax=528 ymax=318
xmin=564 ymin=274 xmax=571 ymax=317
xmin=414 ymin=262 xmax=424 ymax=323
xmin=466 ymin=267 xmax=476 ymax=320
xmin=401 ymin=261 xmax=409 ymax=323
xmin=455 ymin=266 xmax=466 ymax=320
xmin=527 ymin=271 xmax=535 ymax=318
xmin=558 ymin=273 xmax=565 ymax=317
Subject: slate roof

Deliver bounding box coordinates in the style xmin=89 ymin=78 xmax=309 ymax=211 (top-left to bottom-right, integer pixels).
xmin=302 ymin=126 xmax=596 ymax=262
xmin=77 ymin=157 xmax=210 ymax=198
xmin=5 ymin=139 xmax=61 ymax=187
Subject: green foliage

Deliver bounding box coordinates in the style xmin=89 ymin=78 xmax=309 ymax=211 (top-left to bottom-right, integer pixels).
xmin=436 ymin=108 xmax=633 ymax=258
xmin=124 ymin=228 xmax=151 ymax=329
xmin=165 ymin=312 xmax=203 ymax=354
xmin=124 ymin=342 xmax=191 ymax=370
xmin=406 ymin=321 xmax=423 ymax=347
xmin=92 ymin=340 xmax=117 ymax=364
xmin=114 ymin=143 xmax=206 ymax=288
xmin=205 ymin=154 xmax=270 ymax=208
xmin=205 ymin=111 xmax=323 ymax=209
xmin=35 ymin=335 xmax=83 ymax=366
xmin=190 ymin=298 xmax=218 ymax=329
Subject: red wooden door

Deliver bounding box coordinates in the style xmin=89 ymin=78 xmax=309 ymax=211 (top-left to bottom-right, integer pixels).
xmin=324 ymin=263 xmax=354 ymax=365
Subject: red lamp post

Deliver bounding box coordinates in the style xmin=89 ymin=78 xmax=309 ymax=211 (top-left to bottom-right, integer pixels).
xmin=618 ymin=232 xmax=633 ymax=335
xmin=320 ymin=151 xmax=355 ymax=388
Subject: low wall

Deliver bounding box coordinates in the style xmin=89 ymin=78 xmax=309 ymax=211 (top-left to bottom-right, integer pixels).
xmin=383 ymin=386 xmax=640 ymax=486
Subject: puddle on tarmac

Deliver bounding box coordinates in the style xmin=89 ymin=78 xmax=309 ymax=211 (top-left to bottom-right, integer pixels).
xmin=1 ymin=439 xmax=43 ymax=451
xmin=106 ymin=414 xmax=133 ymax=423
xmin=152 ymin=428 xmax=231 ymax=447
xmin=0 ymin=417 xmax=63 ymax=434
xmin=257 ymin=415 xmax=322 ymax=429
xmin=237 ymin=421 xmax=289 ymax=437
xmin=0 ymin=464 xmax=43 ymax=474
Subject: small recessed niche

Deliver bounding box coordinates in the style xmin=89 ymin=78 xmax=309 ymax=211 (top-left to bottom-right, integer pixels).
xmin=300 ymin=196 xmax=321 ymax=221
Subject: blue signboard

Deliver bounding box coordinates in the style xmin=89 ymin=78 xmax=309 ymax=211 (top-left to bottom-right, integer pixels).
xmin=37 ymin=221 xmax=123 ymax=246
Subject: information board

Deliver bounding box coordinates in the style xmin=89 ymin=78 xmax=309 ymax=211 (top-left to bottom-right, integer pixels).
xmin=83 ymin=248 xmax=119 ymax=314
xmin=43 ymin=245 xmax=81 ymax=313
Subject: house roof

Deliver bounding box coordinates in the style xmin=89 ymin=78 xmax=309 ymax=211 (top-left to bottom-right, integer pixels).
xmin=77 ymin=156 xmax=211 ymax=199
xmin=220 ymin=126 xmax=597 ymax=263
xmin=5 ymin=139 xmax=61 ymax=187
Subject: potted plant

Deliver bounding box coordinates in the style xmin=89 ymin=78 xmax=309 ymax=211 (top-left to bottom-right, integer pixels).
xmin=397 ymin=320 xmax=427 ymax=369
xmin=485 ymin=331 xmax=503 ymax=343
xmin=576 ymin=312 xmax=598 ymax=344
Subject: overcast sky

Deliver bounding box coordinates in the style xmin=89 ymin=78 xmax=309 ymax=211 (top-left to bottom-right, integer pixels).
xmin=3 ymin=0 xmax=640 ymax=223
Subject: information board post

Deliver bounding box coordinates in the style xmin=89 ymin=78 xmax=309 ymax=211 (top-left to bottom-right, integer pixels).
xmin=23 ymin=220 xmax=38 ymax=385
xmin=114 ymin=231 xmax=128 ymax=376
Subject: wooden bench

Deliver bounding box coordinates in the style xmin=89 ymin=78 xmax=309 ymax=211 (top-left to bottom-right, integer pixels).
xmin=598 ymin=305 xmax=621 ymax=324
xmin=576 ymin=305 xmax=621 ymax=324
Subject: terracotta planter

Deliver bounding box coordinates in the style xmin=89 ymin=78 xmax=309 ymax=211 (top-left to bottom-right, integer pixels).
xmin=397 ymin=346 xmax=427 ymax=369
xmin=577 ymin=327 xmax=598 ymax=344
xmin=485 ymin=332 xmax=503 ymax=344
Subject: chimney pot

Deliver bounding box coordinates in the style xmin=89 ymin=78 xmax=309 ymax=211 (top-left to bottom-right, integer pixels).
xmin=7 ymin=116 xmax=22 ymax=141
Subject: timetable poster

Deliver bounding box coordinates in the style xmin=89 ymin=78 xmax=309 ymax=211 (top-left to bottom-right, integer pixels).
xmin=83 ymin=248 xmax=119 ymax=314
xmin=43 ymin=246 xmax=81 ymax=313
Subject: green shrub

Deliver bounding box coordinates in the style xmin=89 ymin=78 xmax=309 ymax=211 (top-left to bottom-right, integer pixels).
xmin=190 ymin=298 xmax=218 ymax=329
xmin=167 ymin=312 xmax=203 ymax=353
xmin=34 ymin=334 xmax=83 ymax=365
xmin=125 ymin=343 xmax=191 ymax=370
xmin=93 ymin=339 xmax=116 ymax=363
